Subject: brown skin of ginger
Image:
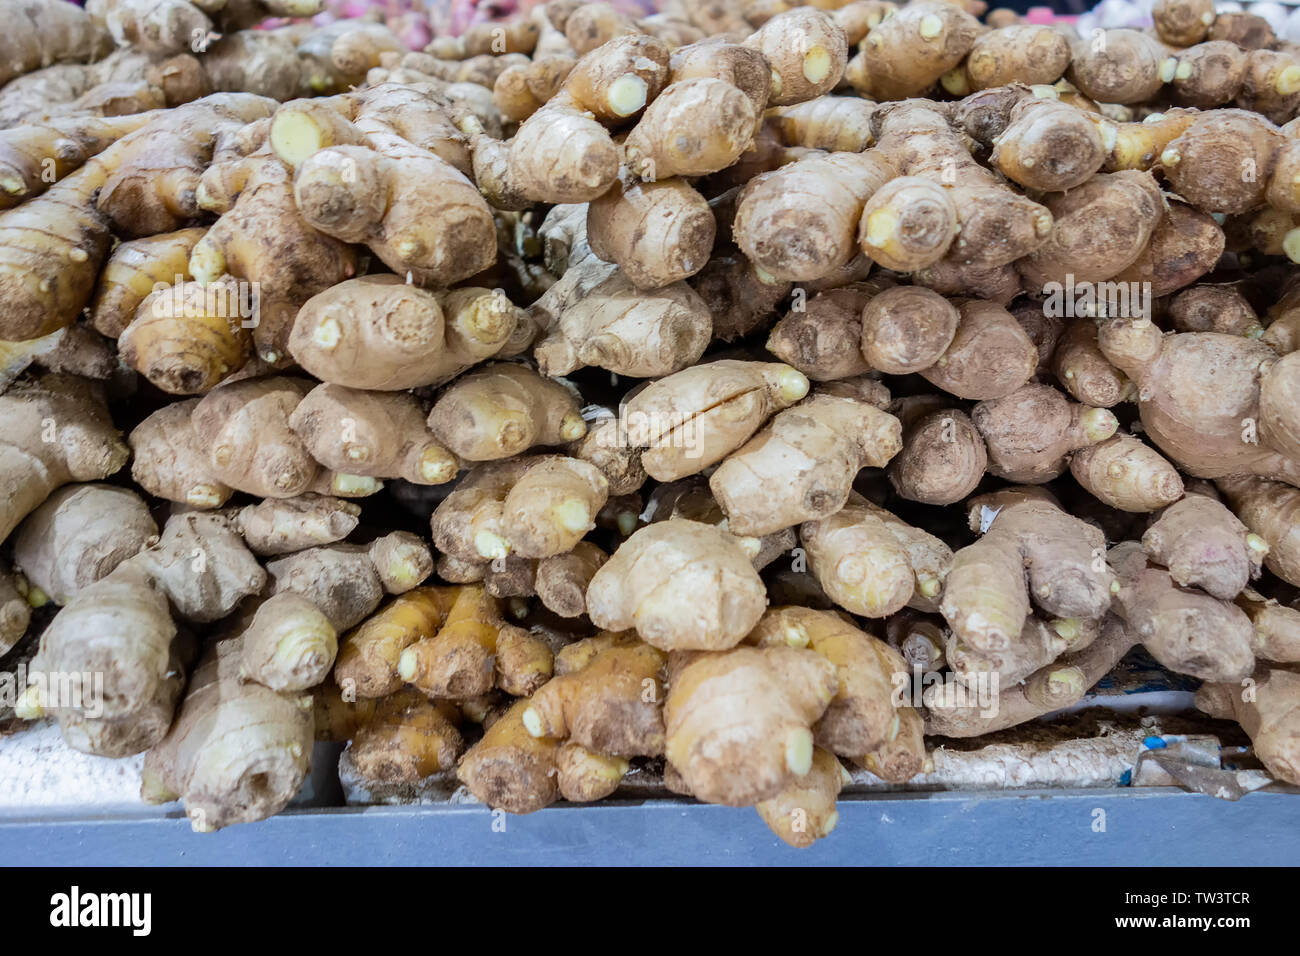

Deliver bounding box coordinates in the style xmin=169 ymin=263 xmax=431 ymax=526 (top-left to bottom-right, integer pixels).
xmin=129 ymin=399 xmax=232 ymax=510
xmin=709 ymin=389 xmax=902 ymax=536
xmin=665 ymin=644 xmax=838 ymax=806
xmin=846 ymin=1 xmax=979 ymax=100
xmin=1052 ymin=320 xmax=1133 ymax=409
xmin=1112 ymin=201 xmax=1224 ymax=299
xmin=690 ymin=250 xmax=791 ymax=344
xmin=1142 ymin=494 xmax=1265 ymax=600
xmin=1067 ymin=29 xmax=1165 ymax=105
xmin=458 ymin=697 xmax=560 ymax=814
xmin=1216 ymin=476 xmax=1300 ymax=587
xmin=587 ymin=520 xmax=768 ymax=651
xmin=992 ymin=95 xmax=1107 ymax=193
xmin=1199 ymin=668 xmax=1300 ymax=785
xmin=1160 ymin=110 xmax=1284 ymax=215
xmin=860 ymin=286 xmax=959 ymax=376
xmin=236 ymin=494 xmax=359 ymax=556
xmin=769 ymin=97 xmax=875 ymax=152
xmin=587 ymin=176 xmax=716 ymax=290
xmin=744 ymin=7 xmax=848 ymax=106
xmin=1110 ymin=542 xmax=1255 ymax=682
xmin=624 ymin=77 xmax=754 ymax=179
xmin=1153 ymin=0 xmax=1215 ymax=47
xmin=119 ymin=279 xmax=253 ymax=395
xmin=755 ymin=746 xmax=844 ymax=848
xmin=238 ymin=592 xmax=337 ymax=693
xmin=1236 ymin=590 xmax=1300 ymax=662
xmin=500 ymin=456 xmax=609 ymax=559
xmin=334 ymin=587 xmax=454 ymax=699
xmin=535 ymin=541 xmax=608 ymax=618
xmin=347 ymin=691 xmax=465 ymax=785
xmin=766 ymin=281 xmax=884 ymax=382
xmin=1070 ymin=433 xmax=1185 ymax=513
xmin=972 ymin=384 xmax=1118 ymax=484
xmin=522 ymin=632 xmax=666 ymax=756
xmin=964 ymin=25 xmax=1071 ymax=91
xmin=133 ymin=511 xmax=265 ymax=624
xmin=918 ymin=299 xmax=1038 ymax=401
xmin=941 ymin=497 xmax=1115 ymax=655
xmin=887 ymin=403 xmax=987 ymax=507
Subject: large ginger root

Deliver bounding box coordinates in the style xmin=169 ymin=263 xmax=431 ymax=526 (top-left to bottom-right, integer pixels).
xmin=399 ymin=585 xmax=553 ymax=698
xmin=1097 ymin=320 xmax=1300 ymax=486
xmin=499 ymin=456 xmax=609 ymax=558
xmin=190 ymin=151 xmax=357 ymax=363
xmin=457 ymin=697 xmax=560 ymax=814
xmin=129 ymin=399 xmax=233 ymax=509
xmin=769 ymin=96 xmax=876 ymax=152
xmin=289 ymin=384 xmax=457 ymax=486
xmin=972 ymin=384 xmax=1118 ymax=483
xmin=765 ymin=280 xmax=886 ymax=381
xmin=1216 ymin=476 xmax=1300 ymax=587
xmin=1110 ymin=541 xmax=1255 ymax=682
xmin=0 ymin=112 xmax=152 ymax=209
xmin=1067 ymin=29 xmax=1165 ymax=105
xmin=430 ymin=457 xmax=537 ymax=564
xmin=733 ymin=150 xmax=896 ymax=282
xmin=97 ymin=93 xmax=277 ymax=238
xmin=141 ymin=633 xmax=313 ymax=832
xmin=566 ymin=406 xmax=646 ymax=495
xmin=1141 ymin=494 xmax=1268 ymax=600
xmin=622 ymin=360 xmax=809 ymax=481
xmin=190 ymin=376 xmax=319 ymax=498
xmin=749 ymin=606 xmax=920 ymax=766
xmin=0 ymin=374 xmax=127 ymax=545
xmin=940 ymin=490 xmax=1115 ymax=655
xmin=136 ymin=511 xmax=265 ymax=622
xmin=89 ymin=227 xmax=206 ymax=337
xmin=289 ymin=277 xmax=520 ymax=391
xmin=622 ymin=78 xmax=758 ymax=182
xmin=800 ymin=494 xmax=950 ymax=618
xmin=1159 ymin=110 xmax=1286 ymax=215
xmin=871 ymin=99 xmax=1051 ymax=271
xmin=13 ymin=483 xmax=157 ymax=605
xmin=521 ymin=632 xmax=666 ymax=756
xmin=586 ymin=519 xmax=768 ymax=650
xmin=664 ymin=644 xmax=838 ymax=805
xmin=26 ymin=563 xmax=182 ymax=757
xmin=946 ymin=613 xmax=1085 ymax=689
xmin=845 ymin=0 xmax=979 ymax=100
xmin=268 ymin=532 xmax=432 ymax=632
xmin=1198 ymin=668 xmax=1300 ymax=785
xmin=586 ymin=175 xmax=715 ymax=288
xmin=916 ymin=298 xmax=1038 ymax=400
xmin=1051 ymin=320 xmax=1134 ymax=409
xmin=529 ymin=246 xmax=712 ymax=378
xmin=1235 ymin=589 xmax=1300 ymax=663
xmin=956 ymin=25 xmax=1071 ymax=92
xmin=334 ymin=587 xmax=453 ymax=699
xmin=427 ymin=363 xmax=586 ymax=462
xmin=709 ymin=385 xmax=902 ymax=535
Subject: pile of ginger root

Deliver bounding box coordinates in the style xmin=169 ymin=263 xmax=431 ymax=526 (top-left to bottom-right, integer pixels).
xmin=0 ymin=0 xmax=1299 ymax=847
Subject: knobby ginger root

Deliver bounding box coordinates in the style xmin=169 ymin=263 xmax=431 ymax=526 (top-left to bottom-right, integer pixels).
xmin=522 ymin=631 xmax=666 ymax=756
xmin=141 ymin=633 xmax=313 ymax=832
xmin=586 ymin=519 xmax=768 ymax=651
xmin=769 ymin=96 xmax=875 ymax=152
xmin=89 ymin=227 xmax=206 ymax=338
xmin=428 ymin=363 xmax=585 ymax=462
xmin=0 ymin=374 xmax=128 ymax=545
xmin=766 ymin=280 xmax=888 ymax=381
xmin=749 ymin=606 xmax=921 ymax=763
xmin=972 ymin=384 xmax=1119 ymax=483
xmin=1142 ymin=494 xmax=1267 ymax=600
xmin=1067 ymin=29 xmax=1165 ymax=105
xmin=398 ymin=585 xmax=553 ymax=698
xmin=235 ymin=494 xmax=359 ymax=556
xmin=623 ymin=360 xmax=810 ymax=481
xmin=129 ymin=399 xmax=233 ymax=509
xmin=289 ymin=277 xmax=520 ymax=391
xmin=1168 ymin=285 xmax=1261 ymax=338
xmin=290 ymin=384 xmax=457 ymax=486
xmin=926 ymin=615 xmax=1139 ymax=737
xmin=535 ymin=541 xmax=608 ymax=618
xmin=1236 ymin=589 xmax=1300 ymax=662
xmin=744 ymin=8 xmax=847 ymax=106
xmin=1052 ymin=320 xmax=1134 ymax=409
xmin=334 ymin=587 xmax=453 ymax=699
xmin=191 ymin=376 xmax=319 ymax=499
xmin=941 ymin=491 xmax=1115 ymax=655
xmin=13 ymin=483 xmax=157 ymax=606
xmin=136 ymin=511 xmax=265 ymax=622
xmin=500 ymin=456 xmax=609 ymax=558
xmin=917 ymin=298 xmax=1038 ymax=400
xmin=642 ymin=476 xmax=797 ymax=573
xmin=566 ymin=407 xmax=646 ymax=496
xmin=710 ymin=386 xmax=902 ymax=535
xmin=664 ymin=644 xmax=838 ymax=805
xmin=800 ymin=495 xmax=951 ymax=618
xmin=119 ymin=278 xmax=253 ymax=394
xmin=846 ymin=1 xmax=979 ymax=100
xmin=28 ymin=563 xmax=181 ymax=756
xmin=888 ymin=398 xmax=986 ymax=505
xmin=586 ymin=176 xmax=715 ymax=289
xmin=346 ymin=690 xmax=464 ymax=785
xmin=1216 ymin=476 xmax=1300 ymax=586
xmin=623 ymin=78 xmax=759 ymax=181
xmin=1110 ymin=541 xmax=1255 ymax=682
xmin=529 ymin=247 xmax=713 ymax=378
